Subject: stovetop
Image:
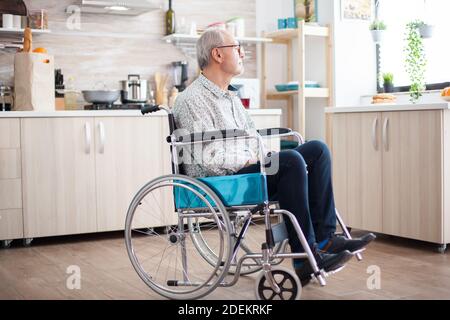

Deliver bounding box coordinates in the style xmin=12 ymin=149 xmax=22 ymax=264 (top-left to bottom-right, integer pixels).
xmin=84 ymin=103 xmax=148 ymax=110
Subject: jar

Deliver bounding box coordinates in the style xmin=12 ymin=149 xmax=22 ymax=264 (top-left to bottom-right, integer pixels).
xmin=28 ymin=9 xmax=48 ymax=30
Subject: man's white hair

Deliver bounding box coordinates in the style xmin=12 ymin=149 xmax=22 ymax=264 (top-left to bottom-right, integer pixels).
xmin=196 ymin=28 xmax=226 ymax=70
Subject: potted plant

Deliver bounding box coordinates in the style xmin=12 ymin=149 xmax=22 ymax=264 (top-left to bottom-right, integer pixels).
xmin=404 ymin=21 xmax=427 ymax=103
xmin=382 ymin=72 xmax=394 ymax=93
xmin=369 ymin=20 xmax=386 ymax=43
xmin=416 ymin=20 xmax=434 ymax=38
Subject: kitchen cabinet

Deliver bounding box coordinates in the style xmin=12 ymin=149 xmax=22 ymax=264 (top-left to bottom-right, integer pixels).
xmin=21 ymin=118 xmax=97 ymax=238
xmin=330 ymin=108 xmax=449 ymax=247
xmin=382 ymin=111 xmax=442 ymax=243
xmin=0 ymin=119 xmax=22 ymax=242
xmin=94 ymin=117 xmax=174 ymax=232
xmin=0 ymin=110 xmax=281 ymax=243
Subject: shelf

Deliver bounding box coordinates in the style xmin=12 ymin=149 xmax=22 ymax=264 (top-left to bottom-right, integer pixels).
xmin=0 ymin=28 xmax=51 ymax=50
xmin=265 ymin=25 xmax=329 ymax=42
xmin=266 ymin=88 xmax=330 ymax=100
xmin=0 ymin=28 xmax=51 ymax=35
xmin=162 ymin=33 xmax=272 ymax=44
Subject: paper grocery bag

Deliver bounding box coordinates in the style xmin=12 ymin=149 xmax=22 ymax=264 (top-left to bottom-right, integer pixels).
xmin=14 ymin=52 xmax=55 ymax=111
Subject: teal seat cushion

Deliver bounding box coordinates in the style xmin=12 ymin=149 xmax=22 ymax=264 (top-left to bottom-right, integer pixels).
xmin=280 ymin=139 xmax=299 ymax=150
xmin=174 ymin=173 xmax=268 ymax=209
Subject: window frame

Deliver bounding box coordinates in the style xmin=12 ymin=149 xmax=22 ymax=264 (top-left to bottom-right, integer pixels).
xmin=375 ymin=0 xmax=450 ymax=93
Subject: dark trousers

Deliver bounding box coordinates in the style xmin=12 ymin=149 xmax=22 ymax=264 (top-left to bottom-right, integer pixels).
xmin=236 ymin=140 xmax=336 ymax=252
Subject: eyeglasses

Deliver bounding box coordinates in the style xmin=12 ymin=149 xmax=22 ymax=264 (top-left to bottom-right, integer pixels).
xmin=216 ymin=43 xmax=243 ymax=55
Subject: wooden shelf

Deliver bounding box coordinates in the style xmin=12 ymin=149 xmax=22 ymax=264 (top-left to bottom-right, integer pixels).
xmin=266 ymin=88 xmax=330 ymax=100
xmin=162 ymin=33 xmax=272 ymax=44
xmin=265 ymin=25 xmax=329 ymax=42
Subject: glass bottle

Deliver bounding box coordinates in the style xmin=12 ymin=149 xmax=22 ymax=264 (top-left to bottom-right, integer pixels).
xmin=165 ymin=0 xmax=175 ymax=35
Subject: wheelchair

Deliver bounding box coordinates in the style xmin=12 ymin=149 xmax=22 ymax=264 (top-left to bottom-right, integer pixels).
xmin=124 ymin=105 xmax=363 ymax=300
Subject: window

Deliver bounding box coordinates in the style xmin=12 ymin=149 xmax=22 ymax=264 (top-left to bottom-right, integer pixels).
xmin=378 ymin=0 xmax=450 ymax=88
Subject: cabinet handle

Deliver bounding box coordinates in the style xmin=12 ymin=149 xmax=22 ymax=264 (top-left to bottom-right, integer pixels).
xmin=98 ymin=122 xmax=105 ymax=154
xmin=84 ymin=122 xmax=91 ymax=154
xmin=383 ymin=117 xmax=389 ymax=151
xmin=372 ymin=117 xmax=378 ymax=150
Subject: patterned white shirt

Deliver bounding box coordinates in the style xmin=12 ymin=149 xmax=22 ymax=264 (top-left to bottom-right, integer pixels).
xmin=172 ymin=74 xmax=259 ymax=177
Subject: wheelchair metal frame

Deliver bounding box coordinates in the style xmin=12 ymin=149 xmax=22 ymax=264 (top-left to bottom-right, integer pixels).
xmin=126 ymin=106 xmax=361 ymax=299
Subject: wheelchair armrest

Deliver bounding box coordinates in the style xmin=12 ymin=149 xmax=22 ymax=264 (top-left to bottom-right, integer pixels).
xmin=168 ymin=129 xmax=249 ymax=143
xmin=257 ymin=128 xmax=292 ymax=136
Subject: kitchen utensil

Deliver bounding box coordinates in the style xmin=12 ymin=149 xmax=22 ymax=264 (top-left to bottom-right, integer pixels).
xmin=82 ymin=90 xmax=120 ymax=104
xmin=120 ymin=74 xmax=148 ymax=104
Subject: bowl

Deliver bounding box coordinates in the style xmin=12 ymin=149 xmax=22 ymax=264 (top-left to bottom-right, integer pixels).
xmin=441 ymin=95 xmax=450 ymax=102
xmin=275 ymin=84 xmax=298 ymax=92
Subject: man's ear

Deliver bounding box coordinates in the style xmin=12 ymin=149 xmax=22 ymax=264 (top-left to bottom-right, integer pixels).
xmin=211 ymin=48 xmax=222 ymax=63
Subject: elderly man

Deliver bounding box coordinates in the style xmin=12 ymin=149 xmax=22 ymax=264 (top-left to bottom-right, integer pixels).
xmin=173 ymin=29 xmax=375 ymax=285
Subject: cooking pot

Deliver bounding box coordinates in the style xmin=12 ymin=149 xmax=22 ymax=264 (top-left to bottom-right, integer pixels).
xmin=82 ymin=90 xmax=120 ymax=104
xmin=120 ymin=74 xmax=148 ymax=103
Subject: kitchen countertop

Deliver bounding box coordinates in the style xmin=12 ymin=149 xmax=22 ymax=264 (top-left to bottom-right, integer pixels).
xmin=0 ymin=108 xmax=282 ymax=118
xmin=325 ymin=102 xmax=450 ymax=113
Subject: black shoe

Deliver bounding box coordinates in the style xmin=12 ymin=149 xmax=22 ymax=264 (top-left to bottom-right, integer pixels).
xmin=294 ymin=249 xmax=353 ymax=286
xmin=320 ymin=233 xmax=376 ymax=254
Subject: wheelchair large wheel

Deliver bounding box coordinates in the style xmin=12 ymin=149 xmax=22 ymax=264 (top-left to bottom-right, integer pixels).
xmin=189 ymin=212 xmax=285 ymax=275
xmin=255 ymin=266 xmax=302 ymax=300
xmin=125 ymin=174 xmax=233 ymax=300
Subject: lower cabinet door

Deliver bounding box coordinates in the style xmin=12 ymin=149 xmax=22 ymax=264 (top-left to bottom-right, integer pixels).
xmin=382 ymin=110 xmax=443 ymax=243
xmin=332 ymin=112 xmax=383 ymax=232
xmin=94 ymin=117 xmax=176 ymax=232
xmin=21 ymin=118 xmax=97 ymax=237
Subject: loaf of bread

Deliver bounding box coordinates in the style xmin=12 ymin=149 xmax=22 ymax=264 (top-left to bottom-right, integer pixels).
xmin=372 ymin=93 xmax=396 ymax=104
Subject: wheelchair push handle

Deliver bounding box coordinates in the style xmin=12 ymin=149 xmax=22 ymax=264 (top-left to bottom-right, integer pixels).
xmin=141 ymin=105 xmax=161 ymax=115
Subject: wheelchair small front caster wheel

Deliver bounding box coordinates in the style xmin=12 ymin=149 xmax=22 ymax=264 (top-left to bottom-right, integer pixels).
xmin=254 ymin=266 xmax=302 ymax=300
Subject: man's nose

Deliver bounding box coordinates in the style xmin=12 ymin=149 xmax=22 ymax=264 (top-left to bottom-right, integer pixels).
xmin=239 ymin=47 xmax=245 ymax=59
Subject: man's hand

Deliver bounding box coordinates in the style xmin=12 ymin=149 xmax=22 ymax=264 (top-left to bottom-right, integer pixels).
xmin=245 ymin=157 xmax=258 ymax=167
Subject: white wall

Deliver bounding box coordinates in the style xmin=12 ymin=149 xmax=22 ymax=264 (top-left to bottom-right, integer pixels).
xmin=256 ymin=0 xmax=377 ymax=140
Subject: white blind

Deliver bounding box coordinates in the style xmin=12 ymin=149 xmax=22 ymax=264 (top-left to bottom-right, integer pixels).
xmin=379 ymin=0 xmax=450 ymax=87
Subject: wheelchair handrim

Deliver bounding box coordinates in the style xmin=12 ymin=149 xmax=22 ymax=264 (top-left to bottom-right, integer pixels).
xmin=124 ymin=174 xmax=233 ymax=300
